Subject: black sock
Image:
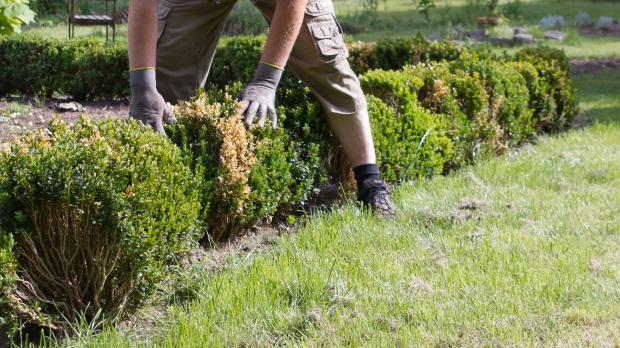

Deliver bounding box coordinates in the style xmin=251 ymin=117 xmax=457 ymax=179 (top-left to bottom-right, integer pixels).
xmin=353 ymin=163 xmax=380 ymax=191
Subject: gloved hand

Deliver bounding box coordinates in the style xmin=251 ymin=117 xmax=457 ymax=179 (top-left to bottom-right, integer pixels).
xmin=238 ymin=62 xmax=283 ymax=129
xmin=129 ymin=69 xmax=176 ymax=135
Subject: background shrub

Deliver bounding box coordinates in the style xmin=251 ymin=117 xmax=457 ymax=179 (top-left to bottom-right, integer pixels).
xmin=0 ymin=35 xmax=128 ymax=98
xmin=62 ymin=39 xmax=129 ymax=99
xmin=209 ymin=36 xmax=264 ymax=89
xmin=0 ymin=0 xmax=35 ymax=35
xmin=350 ymin=34 xmax=465 ymax=73
xmin=210 ymin=36 xmax=304 ymax=90
xmin=0 ymin=118 xmax=201 ymax=332
xmin=0 ymin=34 xmax=467 ymax=99
xmin=0 ymin=34 xmax=61 ymax=96
xmin=222 ymin=0 xmax=267 ymax=36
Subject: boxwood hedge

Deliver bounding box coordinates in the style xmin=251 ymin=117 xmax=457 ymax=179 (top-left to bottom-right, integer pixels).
xmin=0 ymin=34 xmax=572 ymax=104
xmin=0 ymin=34 xmax=577 ymax=135
xmin=0 ymin=118 xmax=201 ymax=336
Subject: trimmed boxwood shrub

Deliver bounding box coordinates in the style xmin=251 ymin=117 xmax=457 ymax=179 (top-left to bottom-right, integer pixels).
xmin=366 ymin=95 xmax=453 ymax=182
xmin=515 ymin=45 xmax=571 ymax=75
xmin=0 ymin=34 xmax=61 ymax=96
xmin=0 ymin=234 xmax=16 ymax=340
xmin=360 ymin=70 xmax=453 ymax=181
xmin=0 ymin=34 xmax=468 ymax=99
xmin=448 ymin=53 xmax=533 ymax=149
xmin=209 ymin=36 xmax=264 ymax=88
xmin=515 ymin=46 xmax=578 ymax=131
xmin=405 ymin=63 xmax=493 ymax=166
xmin=508 ymin=61 xmax=558 ymax=131
xmin=0 ymin=118 xmax=201 ymax=334
xmin=209 ymin=36 xmax=305 ymax=90
xmin=362 ymin=64 xmax=493 ymax=168
xmin=166 ymin=87 xmax=329 ymax=242
xmin=62 ymin=40 xmax=129 ymax=99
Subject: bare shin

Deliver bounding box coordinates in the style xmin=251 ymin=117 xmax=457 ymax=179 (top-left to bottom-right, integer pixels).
xmin=326 ymin=109 xmax=376 ymax=167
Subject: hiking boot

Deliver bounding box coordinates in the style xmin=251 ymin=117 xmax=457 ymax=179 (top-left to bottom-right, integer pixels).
xmin=357 ymin=178 xmax=395 ymax=216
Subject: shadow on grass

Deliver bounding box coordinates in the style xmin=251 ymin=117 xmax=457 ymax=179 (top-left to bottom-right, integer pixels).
xmin=572 ymin=67 xmax=620 ymax=125
xmin=583 ymin=105 xmax=620 ymax=125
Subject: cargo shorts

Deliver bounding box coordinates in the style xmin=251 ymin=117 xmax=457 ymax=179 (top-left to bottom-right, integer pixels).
xmin=156 ymin=0 xmax=367 ymax=116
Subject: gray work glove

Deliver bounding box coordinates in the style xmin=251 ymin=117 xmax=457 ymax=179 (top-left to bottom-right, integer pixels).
xmin=129 ymin=69 xmax=176 ymax=135
xmin=238 ymin=63 xmax=283 ymax=129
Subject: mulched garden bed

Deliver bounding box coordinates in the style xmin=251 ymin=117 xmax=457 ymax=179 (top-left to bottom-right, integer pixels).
xmin=0 ymin=97 xmax=127 ymax=142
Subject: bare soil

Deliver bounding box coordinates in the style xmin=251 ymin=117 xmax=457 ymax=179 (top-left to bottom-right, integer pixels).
xmin=571 ymin=58 xmax=620 ymax=75
xmin=577 ymin=24 xmax=620 ymax=38
xmin=0 ymin=97 xmax=127 ymax=142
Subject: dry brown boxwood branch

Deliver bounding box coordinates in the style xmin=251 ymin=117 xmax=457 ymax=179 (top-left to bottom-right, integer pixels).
xmin=173 ymin=94 xmax=256 ymax=241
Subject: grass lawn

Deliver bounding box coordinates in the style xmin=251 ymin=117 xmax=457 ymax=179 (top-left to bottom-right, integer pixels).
xmin=487 ymin=35 xmax=620 ymax=59
xmin=58 ymin=68 xmax=620 ymax=346
xmin=335 ymin=0 xmax=620 ymax=37
xmin=23 ymin=0 xmax=620 ymax=59
xmin=24 ymin=24 xmax=127 ymax=41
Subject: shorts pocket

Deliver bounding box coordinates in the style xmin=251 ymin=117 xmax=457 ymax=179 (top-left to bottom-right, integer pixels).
xmin=157 ymin=5 xmax=173 ymax=44
xmin=306 ymin=13 xmax=348 ymax=63
xmin=305 ymin=0 xmax=334 ymax=16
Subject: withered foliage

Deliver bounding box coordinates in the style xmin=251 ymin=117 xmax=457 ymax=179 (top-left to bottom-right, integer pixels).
xmin=172 ymin=92 xmax=257 ymax=241
xmin=168 ymin=88 xmax=330 ymax=242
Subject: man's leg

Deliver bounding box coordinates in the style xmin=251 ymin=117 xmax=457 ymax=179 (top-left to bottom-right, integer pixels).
xmin=156 ymin=0 xmax=237 ymax=103
xmin=252 ymin=0 xmax=393 ymax=215
xmin=252 ymin=0 xmax=374 ymax=167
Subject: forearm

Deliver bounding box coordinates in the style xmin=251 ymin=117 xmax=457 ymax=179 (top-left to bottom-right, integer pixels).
xmin=261 ymin=0 xmax=307 ymax=67
xmin=128 ymin=0 xmax=158 ymax=69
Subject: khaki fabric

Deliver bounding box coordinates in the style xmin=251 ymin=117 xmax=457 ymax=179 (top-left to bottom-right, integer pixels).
xmin=156 ymin=0 xmax=367 ymax=115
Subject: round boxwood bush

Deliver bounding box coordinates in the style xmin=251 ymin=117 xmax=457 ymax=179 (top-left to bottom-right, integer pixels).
xmin=365 ymin=63 xmax=493 ymax=168
xmin=449 ymin=53 xmax=533 ymax=149
xmin=514 ymin=46 xmax=578 ymax=131
xmin=366 ymin=95 xmax=453 ymax=183
xmin=0 ymin=117 xmax=201 ymax=333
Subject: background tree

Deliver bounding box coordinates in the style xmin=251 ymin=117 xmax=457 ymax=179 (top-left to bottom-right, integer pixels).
xmin=0 ymin=0 xmax=35 ymax=34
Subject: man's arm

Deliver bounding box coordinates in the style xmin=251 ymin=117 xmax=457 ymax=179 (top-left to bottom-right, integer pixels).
xmin=239 ymin=0 xmax=307 ymax=128
xmin=127 ymin=0 xmax=174 ymax=135
xmin=261 ymin=0 xmax=307 ymax=67
xmin=128 ymin=0 xmax=157 ymax=69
